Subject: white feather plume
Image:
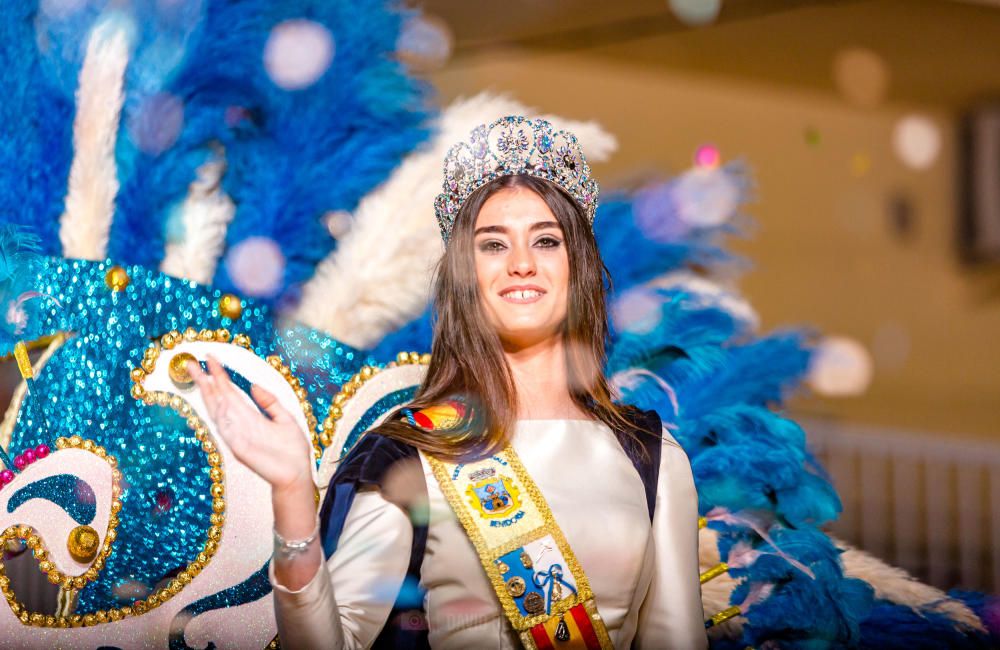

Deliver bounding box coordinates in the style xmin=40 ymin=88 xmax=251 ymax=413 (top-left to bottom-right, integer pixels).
xmin=698 ymin=527 xmax=746 ymax=640
xmin=293 ymin=92 xmax=618 ymax=348
xmin=59 ymin=20 xmax=129 ymax=261
xmin=835 ymin=537 xmax=986 ymax=633
xmin=159 ymin=149 xmax=235 ymax=284
xmin=652 ymin=270 xmax=760 ymax=331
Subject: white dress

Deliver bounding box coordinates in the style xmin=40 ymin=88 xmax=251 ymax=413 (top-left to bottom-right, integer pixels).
xmin=270 ymin=419 xmax=707 ymax=649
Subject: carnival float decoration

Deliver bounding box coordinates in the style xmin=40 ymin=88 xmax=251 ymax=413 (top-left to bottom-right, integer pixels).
xmin=0 ymin=0 xmax=994 ymax=648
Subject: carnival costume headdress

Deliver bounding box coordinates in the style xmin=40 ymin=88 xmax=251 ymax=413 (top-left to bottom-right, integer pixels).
xmin=434 ymin=116 xmax=600 ymax=244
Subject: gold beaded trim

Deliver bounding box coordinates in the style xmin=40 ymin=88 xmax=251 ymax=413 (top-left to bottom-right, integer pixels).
xmin=0 ymin=437 xmax=122 ymax=624
xmin=0 ymin=437 xmax=140 ymax=627
xmin=318 ymin=350 xmax=430 ymax=450
xmin=0 ymin=395 xmax=224 ymax=627
xmin=132 ymin=328 xmax=321 ymax=460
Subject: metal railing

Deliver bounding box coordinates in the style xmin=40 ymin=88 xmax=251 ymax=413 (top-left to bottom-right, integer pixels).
xmin=805 ymin=417 xmax=1000 ymax=594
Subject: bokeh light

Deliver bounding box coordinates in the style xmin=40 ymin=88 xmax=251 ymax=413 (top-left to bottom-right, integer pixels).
xmin=225 ymin=237 xmax=286 ymax=297
xmin=397 ymin=15 xmax=453 ymax=72
xmin=611 ymin=288 xmax=663 ymax=335
xmin=127 ymin=92 xmax=185 ymax=155
xmin=264 ymin=19 xmax=335 ymax=90
xmin=808 ymin=336 xmax=874 ymax=397
xmin=668 ymin=0 xmax=722 ymax=26
xmin=832 ymin=47 xmax=890 ymax=108
xmin=633 ymin=181 xmax=689 ymax=243
xmin=694 ymin=144 xmax=721 ymax=169
xmin=892 ymin=114 xmax=941 ymax=170
xmin=324 ymin=210 xmax=352 ymax=239
xmin=672 ymin=166 xmax=741 ymax=227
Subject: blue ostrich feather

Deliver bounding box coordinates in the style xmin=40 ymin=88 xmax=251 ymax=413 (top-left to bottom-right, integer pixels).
xmin=607 ymin=288 xmax=745 ymax=373
xmin=0 ymin=1 xmax=75 ymax=254
xmin=690 ymin=436 xmax=840 ymax=526
xmin=858 ymin=599 xmax=994 ymax=650
xmin=669 ymin=332 xmax=814 ymax=419
xmin=104 ymin=0 xmax=432 ymax=304
xmin=723 ymin=527 xmax=873 ymax=649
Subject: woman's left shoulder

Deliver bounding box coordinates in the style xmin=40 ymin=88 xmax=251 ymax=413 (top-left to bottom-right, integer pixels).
xmin=615 ymin=405 xmax=685 ymax=454
xmin=615 ymin=404 xmax=663 ymax=436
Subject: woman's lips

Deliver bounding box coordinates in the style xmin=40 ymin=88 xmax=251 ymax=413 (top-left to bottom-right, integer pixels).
xmin=499 ymin=286 xmax=546 ymax=303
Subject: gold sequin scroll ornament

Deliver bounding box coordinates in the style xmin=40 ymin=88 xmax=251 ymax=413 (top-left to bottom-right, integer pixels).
xmin=319 ymin=350 xmax=431 ymax=451
xmin=0 ymin=436 xmax=124 ymax=627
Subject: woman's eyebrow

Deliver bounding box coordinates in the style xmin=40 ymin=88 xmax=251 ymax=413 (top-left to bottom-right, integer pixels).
xmin=474 ymin=224 xmax=507 ymax=236
xmin=529 ymin=221 xmax=561 ymax=232
xmin=474 ymin=221 xmax=561 ymax=236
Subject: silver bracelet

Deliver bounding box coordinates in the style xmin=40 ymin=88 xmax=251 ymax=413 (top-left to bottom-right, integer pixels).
xmin=273 ymin=525 xmax=318 ymax=561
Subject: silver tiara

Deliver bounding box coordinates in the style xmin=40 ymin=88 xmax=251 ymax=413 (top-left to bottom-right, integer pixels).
xmin=434 ymin=116 xmax=600 ymax=244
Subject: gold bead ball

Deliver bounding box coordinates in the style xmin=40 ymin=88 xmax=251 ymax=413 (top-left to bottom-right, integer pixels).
xmin=218 ymin=293 xmax=243 ymax=320
xmin=67 ymin=525 xmax=100 ymax=563
xmin=168 ymin=352 xmax=199 ymax=388
xmin=104 ymin=266 xmax=130 ymax=292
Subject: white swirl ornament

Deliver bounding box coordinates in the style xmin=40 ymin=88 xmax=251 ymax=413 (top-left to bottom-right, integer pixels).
xmin=0 ymin=334 xmax=315 ymax=648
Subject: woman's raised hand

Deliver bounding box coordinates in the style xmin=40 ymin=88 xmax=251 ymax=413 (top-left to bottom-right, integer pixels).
xmin=187 ymin=356 xmax=314 ymax=495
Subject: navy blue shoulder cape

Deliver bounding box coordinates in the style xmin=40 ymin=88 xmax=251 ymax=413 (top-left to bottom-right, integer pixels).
xmin=316 ymin=407 xmax=663 ymax=649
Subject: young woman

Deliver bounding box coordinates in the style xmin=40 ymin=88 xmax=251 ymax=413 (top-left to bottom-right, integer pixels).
xmin=188 ymin=117 xmax=706 ymax=649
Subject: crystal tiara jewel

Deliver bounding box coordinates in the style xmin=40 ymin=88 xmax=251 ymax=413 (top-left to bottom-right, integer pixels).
xmin=434 ymin=115 xmax=600 ymax=244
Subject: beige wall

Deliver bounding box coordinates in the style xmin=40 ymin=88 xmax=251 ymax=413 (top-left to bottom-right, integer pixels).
xmin=430 ymin=47 xmax=1000 ymax=438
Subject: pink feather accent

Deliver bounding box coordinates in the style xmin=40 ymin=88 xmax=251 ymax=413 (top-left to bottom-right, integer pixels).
xmin=708 ymin=507 xmax=816 ymax=579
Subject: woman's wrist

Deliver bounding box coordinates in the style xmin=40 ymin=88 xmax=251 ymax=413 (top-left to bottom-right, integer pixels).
xmin=271 ymin=474 xmax=320 ymax=539
xmin=270 ymin=464 xmax=315 ymax=502
xmin=273 ymin=522 xmax=319 ymax=562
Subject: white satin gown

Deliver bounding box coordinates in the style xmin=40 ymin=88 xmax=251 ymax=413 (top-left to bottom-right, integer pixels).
xmin=269 ymin=419 xmax=708 ymax=649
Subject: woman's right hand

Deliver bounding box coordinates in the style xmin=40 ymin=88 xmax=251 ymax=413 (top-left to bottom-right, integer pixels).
xmin=187 ymin=356 xmax=314 ymax=496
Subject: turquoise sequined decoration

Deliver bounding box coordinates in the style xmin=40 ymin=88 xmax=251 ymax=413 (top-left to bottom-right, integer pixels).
xmin=7 ymin=257 xmax=370 ymax=612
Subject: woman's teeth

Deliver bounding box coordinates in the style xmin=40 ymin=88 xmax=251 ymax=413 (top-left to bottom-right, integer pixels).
xmin=503 ymin=289 xmax=542 ymax=300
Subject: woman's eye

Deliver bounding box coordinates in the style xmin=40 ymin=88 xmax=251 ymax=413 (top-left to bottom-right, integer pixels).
xmin=535 ymin=236 xmax=562 ymax=248
xmin=478 ymin=240 xmax=506 ymax=252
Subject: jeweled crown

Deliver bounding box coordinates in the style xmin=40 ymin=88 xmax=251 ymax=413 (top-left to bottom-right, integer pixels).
xmin=434 ymin=116 xmax=600 ymax=244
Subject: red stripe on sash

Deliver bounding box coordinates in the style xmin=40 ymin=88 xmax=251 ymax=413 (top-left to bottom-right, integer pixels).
xmin=530 ymin=623 xmax=555 ymax=650
xmin=569 ymin=603 xmax=602 ymax=650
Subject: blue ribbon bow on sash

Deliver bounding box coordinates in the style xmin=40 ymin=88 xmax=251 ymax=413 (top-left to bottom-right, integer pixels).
xmin=533 ymin=563 xmax=578 ymax=612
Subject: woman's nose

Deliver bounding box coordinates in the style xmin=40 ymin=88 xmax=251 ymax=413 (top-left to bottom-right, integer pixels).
xmin=508 ymin=243 xmax=536 ymax=277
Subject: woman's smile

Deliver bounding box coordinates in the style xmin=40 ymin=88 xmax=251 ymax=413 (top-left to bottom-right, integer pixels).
xmin=499 ymin=284 xmax=547 ymax=303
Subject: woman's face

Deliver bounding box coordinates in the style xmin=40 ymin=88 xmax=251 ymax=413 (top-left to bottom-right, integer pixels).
xmin=473 ymin=186 xmax=570 ymax=350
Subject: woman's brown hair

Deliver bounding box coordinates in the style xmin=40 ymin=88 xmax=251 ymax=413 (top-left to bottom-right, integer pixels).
xmin=372 ymin=174 xmax=648 ymax=462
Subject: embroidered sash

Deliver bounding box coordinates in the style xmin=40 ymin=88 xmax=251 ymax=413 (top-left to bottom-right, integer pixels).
xmin=426 ymin=445 xmax=614 ymax=650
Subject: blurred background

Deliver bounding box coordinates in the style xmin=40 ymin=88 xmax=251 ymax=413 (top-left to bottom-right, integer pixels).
xmin=409 ymin=0 xmax=1000 ymax=592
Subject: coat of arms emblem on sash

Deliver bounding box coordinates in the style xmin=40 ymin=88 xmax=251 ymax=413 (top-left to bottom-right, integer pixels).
xmin=465 ymin=467 xmax=522 ymax=521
